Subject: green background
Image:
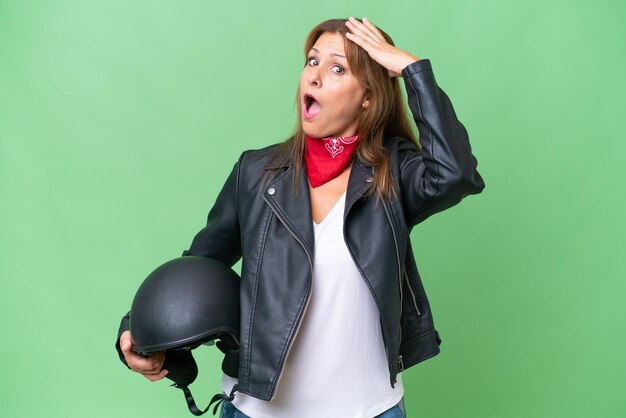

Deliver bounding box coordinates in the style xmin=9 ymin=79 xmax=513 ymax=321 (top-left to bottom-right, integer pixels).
xmin=1 ymin=0 xmax=624 ymax=417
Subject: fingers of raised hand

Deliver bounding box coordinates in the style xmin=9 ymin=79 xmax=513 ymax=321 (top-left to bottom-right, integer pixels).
xmin=351 ymin=17 xmax=385 ymax=43
xmin=345 ymin=17 xmax=383 ymax=46
xmin=345 ymin=17 xmax=420 ymax=78
xmin=361 ymin=17 xmax=385 ymax=41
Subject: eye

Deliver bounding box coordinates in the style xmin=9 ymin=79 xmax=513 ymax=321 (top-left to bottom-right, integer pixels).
xmin=307 ymin=57 xmax=318 ymax=66
xmin=331 ymin=65 xmax=345 ymax=75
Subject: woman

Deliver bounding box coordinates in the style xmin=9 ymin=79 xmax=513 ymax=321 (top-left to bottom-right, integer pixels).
xmin=117 ymin=17 xmax=485 ymax=418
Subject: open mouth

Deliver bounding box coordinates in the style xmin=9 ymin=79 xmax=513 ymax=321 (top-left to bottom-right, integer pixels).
xmin=303 ymin=94 xmax=321 ymax=119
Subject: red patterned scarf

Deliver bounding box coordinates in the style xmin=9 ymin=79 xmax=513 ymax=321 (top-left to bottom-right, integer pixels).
xmin=304 ymin=134 xmax=359 ymax=188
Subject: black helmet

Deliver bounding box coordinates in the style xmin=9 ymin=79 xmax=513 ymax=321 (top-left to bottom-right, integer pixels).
xmin=129 ymin=256 xmax=240 ymax=416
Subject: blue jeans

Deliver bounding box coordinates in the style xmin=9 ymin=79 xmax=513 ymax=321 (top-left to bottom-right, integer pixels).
xmin=219 ymin=397 xmax=406 ymax=418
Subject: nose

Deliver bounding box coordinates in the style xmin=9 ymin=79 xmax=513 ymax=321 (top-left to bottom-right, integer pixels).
xmin=307 ymin=66 xmax=322 ymax=88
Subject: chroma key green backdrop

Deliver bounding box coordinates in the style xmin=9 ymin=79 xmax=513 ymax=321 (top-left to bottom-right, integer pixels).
xmin=1 ymin=1 xmax=624 ymax=417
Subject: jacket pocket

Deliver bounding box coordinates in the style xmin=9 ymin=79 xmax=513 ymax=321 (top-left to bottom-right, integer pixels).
xmin=403 ymin=265 xmax=423 ymax=317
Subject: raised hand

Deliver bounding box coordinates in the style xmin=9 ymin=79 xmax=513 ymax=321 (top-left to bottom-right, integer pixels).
xmin=344 ymin=16 xmax=420 ymax=78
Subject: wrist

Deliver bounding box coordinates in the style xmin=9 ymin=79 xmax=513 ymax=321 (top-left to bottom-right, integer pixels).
xmin=398 ymin=53 xmax=420 ymax=74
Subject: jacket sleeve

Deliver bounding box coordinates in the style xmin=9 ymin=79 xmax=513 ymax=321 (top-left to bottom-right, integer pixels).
xmin=114 ymin=154 xmax=244 ymax=367
xmin=398 ymin=59 xmax=485 ymax=226
xmin=181 ymin=153 xmax=244 ymax=266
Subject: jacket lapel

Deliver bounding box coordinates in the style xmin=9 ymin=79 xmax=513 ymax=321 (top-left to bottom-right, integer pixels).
xmin=345 ymin=159 xmax=375 ymax=221
xmin=262 ymin=163 xmax=315 ymax=262
xmin=262 ymin=157 xmax=374 ymax=264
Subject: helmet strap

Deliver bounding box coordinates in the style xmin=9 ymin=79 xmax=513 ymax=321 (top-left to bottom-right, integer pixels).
xmin=208 ymin=383 xmax=239 ymax=415
xmin=171 ymin=383 xmax=238 ymax=416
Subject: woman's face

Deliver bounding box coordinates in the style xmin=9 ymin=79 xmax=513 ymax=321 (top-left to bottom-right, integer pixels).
xmin=299 ymin=31 xmax=368 ymax=139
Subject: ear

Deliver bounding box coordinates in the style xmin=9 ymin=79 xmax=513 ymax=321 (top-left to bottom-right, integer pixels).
xmin=361 ymin=97 xmax=370 ymax=109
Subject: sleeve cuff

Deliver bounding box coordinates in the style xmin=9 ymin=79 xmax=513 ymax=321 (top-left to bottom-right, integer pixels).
xmin=402 ymin=58 xmax=432 ymax=77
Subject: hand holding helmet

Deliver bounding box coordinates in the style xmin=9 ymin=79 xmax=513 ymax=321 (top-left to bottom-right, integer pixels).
xmin=119 ymin=330 xmax=168 ymax=382
xmin=123 ymin=255 xmax=241 ymax=416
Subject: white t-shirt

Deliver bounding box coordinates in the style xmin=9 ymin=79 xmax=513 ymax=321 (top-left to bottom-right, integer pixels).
xmin=222 ymin=190 xmax=404 ymax=417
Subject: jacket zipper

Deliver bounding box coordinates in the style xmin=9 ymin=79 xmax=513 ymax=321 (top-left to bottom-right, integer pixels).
xmin=263 ymin=195 xmax=314 ymax=401
xmin=272 ymin=286 xmax=311 ymax=401
xmin=403 ymin=265 xmax=422 ymax=316
xmin=381 ymin=199 xmax=404 ymax=377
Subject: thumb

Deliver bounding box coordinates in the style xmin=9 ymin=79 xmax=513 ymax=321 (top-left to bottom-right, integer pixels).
xmin=120 ymin=333 xmax=133 ymax=353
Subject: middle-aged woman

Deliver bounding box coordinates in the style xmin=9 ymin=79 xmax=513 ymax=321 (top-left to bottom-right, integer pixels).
xmin=116 ymin=16 xmax=485 ymax=418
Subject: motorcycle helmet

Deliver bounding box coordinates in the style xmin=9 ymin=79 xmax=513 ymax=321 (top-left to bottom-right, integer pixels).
xmin=129 ymin=256 xmax=240 ymax=416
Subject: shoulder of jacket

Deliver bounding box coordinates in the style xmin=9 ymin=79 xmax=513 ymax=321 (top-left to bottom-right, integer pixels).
xmin=237 ymin=142 xmax=283 ymax=168
xmin=232 ymin=142 xmax=287 ymax=191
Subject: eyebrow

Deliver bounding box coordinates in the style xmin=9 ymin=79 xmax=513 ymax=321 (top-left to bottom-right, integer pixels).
xmin=310 ymin=47 xmax=346 ymax=60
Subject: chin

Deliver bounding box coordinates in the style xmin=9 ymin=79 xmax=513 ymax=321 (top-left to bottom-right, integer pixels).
xmin=302 ymin=125 xmax=323 ymax=139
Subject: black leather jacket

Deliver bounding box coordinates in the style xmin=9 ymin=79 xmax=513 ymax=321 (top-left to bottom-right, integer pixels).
xmin=116 ymin=58 xmax=485 ymax=401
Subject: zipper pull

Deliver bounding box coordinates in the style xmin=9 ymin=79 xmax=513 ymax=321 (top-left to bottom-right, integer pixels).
xmin=398 ymin=355 xmax=404 ymax=373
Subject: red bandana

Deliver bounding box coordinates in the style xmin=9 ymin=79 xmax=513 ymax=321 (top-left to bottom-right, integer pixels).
xmin=304 ymin=134 xmax=359 ymax=188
